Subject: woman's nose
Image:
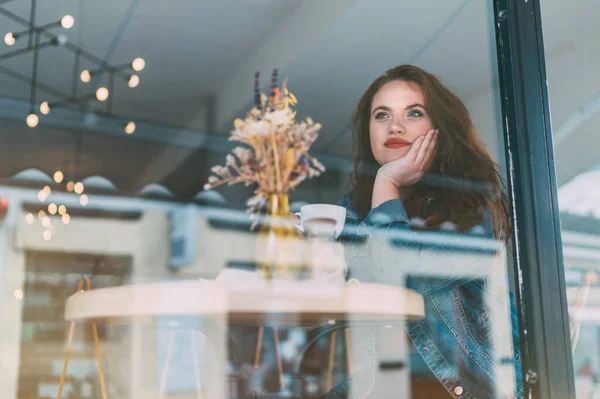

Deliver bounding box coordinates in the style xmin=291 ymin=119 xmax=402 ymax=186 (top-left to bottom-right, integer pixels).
xmin=389 ymin=118 xmax=405 ymax=134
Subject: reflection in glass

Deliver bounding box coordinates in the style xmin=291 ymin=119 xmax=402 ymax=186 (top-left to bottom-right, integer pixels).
xmin=0 ymin=0 xmax=524 ymax=398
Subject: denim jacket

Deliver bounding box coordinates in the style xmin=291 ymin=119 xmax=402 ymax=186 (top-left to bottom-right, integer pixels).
xmin=324 ymin=194 xmax=523 ymax=399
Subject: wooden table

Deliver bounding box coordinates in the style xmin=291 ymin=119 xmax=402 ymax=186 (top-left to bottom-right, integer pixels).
xmin=62 ymin=279 xmax=424 ymax=399
xmin=64 ymin=279 xmax=424 ymax=325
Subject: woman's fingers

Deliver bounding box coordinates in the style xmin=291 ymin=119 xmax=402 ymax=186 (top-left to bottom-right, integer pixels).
xmin=405 ymin=134 xmax=425 ymax=163
xmin=415 ymin=129 xmax=436 ymax=166
xmin=420 ymin=129 xmax=438 ymax=170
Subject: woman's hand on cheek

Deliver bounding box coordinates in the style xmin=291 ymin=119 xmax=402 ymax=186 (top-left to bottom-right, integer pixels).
xmin=375 ymin=129 xmax=438 ymax=197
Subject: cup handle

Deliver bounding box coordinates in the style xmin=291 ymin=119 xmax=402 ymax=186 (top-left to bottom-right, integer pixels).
xmin=294 ymin=212 xmax=304 ymax=232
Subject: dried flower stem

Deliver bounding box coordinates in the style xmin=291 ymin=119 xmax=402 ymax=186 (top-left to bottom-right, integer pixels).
xmin=204 ymin=74 xmax=325 ymax=215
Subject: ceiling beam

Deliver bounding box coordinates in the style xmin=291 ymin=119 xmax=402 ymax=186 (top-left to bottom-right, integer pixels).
xmin=0 ymin=96 xmax=353 ymax=172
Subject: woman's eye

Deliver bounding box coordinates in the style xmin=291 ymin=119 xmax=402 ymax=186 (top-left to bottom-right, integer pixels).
xmin=374 ymin=111 xmax=389 ymax=120
xmin=408 ymin=110 xmax=423 ymax=118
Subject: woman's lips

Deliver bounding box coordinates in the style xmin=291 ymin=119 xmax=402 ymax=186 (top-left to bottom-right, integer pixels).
xmin=384 ymin=138 xmax=411 ymax=149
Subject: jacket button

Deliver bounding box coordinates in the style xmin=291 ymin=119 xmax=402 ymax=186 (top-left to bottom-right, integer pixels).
xmin=454 ymin=386 xmax=464 ymax=395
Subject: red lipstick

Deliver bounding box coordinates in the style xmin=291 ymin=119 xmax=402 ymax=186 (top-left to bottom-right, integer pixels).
xmin=384 ymin=138 xmax=411 ymax=149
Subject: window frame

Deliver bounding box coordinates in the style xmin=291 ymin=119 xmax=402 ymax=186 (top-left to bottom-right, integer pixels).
xmin=493 ymin=0 xmax=576 ymax=397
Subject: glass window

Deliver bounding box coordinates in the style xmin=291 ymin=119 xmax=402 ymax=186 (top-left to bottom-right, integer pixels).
xmin=0 ymin=1 xmax=525 ymax=398
xmin=541 ymin=1 xmax=600 ymax=397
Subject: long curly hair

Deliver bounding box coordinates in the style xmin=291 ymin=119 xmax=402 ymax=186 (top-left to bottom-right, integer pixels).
xmin=351 ymin=65 xmax=510 ymax=240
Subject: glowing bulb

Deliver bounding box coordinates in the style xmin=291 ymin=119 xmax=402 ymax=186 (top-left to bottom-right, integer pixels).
xmin=40 ymin=101 xmax=50 ymax=115
xmin=128 ymin=74 xmax=140 ymax=88
xmin=62 ymin=213 xmax=70 ymax=225
xmin=4 ymin=32 xmax=15 ymax=46
xmin=96 ymin=87 xmax=109 ymax=101
xmin=48 ymin=203 xmax=58 ymax=215
xmin=42 ymin=216 xmax=51 ymax=228
xmin=43 ymin=230 xmax=52 ymax=241
xmin=37 ymin=210 xmax=46 ymax=219
xmin=79 ymin=194 xmax=89 ymax=206
xmin=66 ymin=181 xmax=74 ymax=192
xmin=26 ymin=113 xmax=39 ymax=128
xmin=80 ymin=69 xmax=91 ymax=83
xmin=61 ymin=15 xmax=75 ymax=29
xmin=132 ymin=57 xmax=145 ymax=72
xmin=37 ymin=190 xmax=47 ymax=201
xmin=14 ymin=289 xmax=23 ymax=300
xmin=124 ymin=121 xmax=136 ymax=134
xmin=58 ymin=205 xmax=67 ymax=216
xmin=26 ymin=213 xmax=34 ymax=224
xmin=53 ymin=170 xmax=64 ymax=183
xmin=43 ymin=186 xmax=51 ymax=195
xmin=74 ymin=182 xmax=84 ymax=195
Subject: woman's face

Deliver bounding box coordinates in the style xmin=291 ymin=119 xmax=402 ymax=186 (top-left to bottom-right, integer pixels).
xmin=369 ymin=80 xmax=434 ymax=165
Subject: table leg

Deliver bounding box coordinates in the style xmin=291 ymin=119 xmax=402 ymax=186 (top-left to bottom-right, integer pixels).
xmin=56 ymin=320 xmax=76 ymax=399
xmin=85 ymin=278 xmax=108 ymax=399
xmin=91 ymin=323 xmax=108 ymax=399
xmin=56 ymin=279 xmax=84 ymax=399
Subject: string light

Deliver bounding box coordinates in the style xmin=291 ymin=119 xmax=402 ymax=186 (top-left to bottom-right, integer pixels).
xmin=43 ymin=230 xmax=52 ymax=241
xmin=128 ymin=74 xmax=140 ymax=88
xmin=96 ymin=87 xmax=109 ymax=102
xmin=3 ymin=9 xmax=143 ymax=139
xmin=79 ymin=194 xmax=89 ymax=206
xmin=60 ymin=15 xmax=75 ymax=29
xmin=48 ymin=203 xmax=58 ymax=215
xmin=80 ymin=69 xmax=91 ymax=83
xmin=40 ymin=101 xmax=50 ymax=115
xmin=4 ymin=32 xmax=15 ymax=46
xmin=58 ymin=205 xmax=67 ymax=216
xmin=5 ymin=15 xmax=74 ymax=48
xmin=74 ymin=182 xmax=84 ymax=195
xmin=25 ymin=213 xmax=34 ymax=224
xmin=53 ymin=171 xmax=64 ymax=183
xmin=62 ymin=213 xmax=70 ymax=225
xmin=132 ymin=58 xmax=145 ymax=72
xmin=124 ymin=121 xmax=136 ymax=134
xmin=26 ymin=113 xmax=39 ymax=128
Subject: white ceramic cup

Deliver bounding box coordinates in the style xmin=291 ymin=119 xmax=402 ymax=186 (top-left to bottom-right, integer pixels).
xmin=295 ymin=204 xmax=347 ymax=239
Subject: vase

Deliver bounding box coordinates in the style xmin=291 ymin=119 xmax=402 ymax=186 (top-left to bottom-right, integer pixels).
xmin=256 ymin=192 xmax=306 ymax=280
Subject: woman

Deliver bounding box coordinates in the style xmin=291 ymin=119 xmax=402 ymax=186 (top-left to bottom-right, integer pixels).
xmin=326 ymin=65 xmax=523 ymax=398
